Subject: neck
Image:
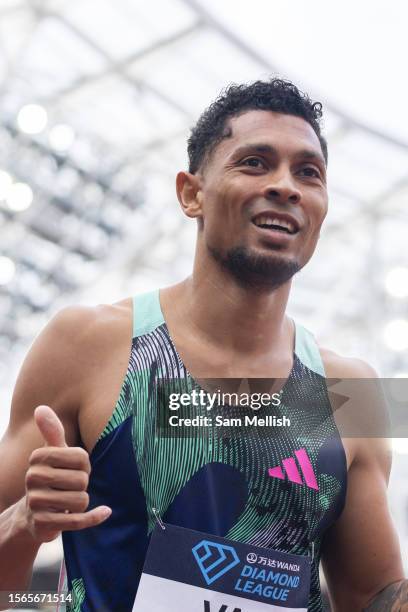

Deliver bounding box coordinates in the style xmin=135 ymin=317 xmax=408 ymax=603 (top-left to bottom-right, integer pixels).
xmin=163 ymin=249 xmax=293 ymax=356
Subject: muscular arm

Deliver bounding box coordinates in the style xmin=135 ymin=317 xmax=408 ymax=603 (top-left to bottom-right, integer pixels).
xmin=0 ymin=306 xmax=92 ymax=594
xmin=322 ymin=436 xmax=404 ymax=611
xmin=320 ymin=356 xmax=405 ymax=611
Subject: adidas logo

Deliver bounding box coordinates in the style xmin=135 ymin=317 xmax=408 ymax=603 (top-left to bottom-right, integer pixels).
xmin=268 ymin=448 xmax=319 ymax=490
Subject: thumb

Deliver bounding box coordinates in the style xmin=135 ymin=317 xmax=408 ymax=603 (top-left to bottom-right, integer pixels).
xmin=34 ymin=405 xmax=68 ymax=448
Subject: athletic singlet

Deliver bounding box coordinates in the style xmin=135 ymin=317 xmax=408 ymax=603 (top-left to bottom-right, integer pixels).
xmin=59 ymin=289 xmax=347 ymax=612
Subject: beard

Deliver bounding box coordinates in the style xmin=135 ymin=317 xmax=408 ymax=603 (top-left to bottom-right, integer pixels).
xmin=208 ymin=245 xmax=301 ymax=291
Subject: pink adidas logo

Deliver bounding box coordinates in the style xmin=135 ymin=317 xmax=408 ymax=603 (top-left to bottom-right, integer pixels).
xmin=268 ymin=448 xmax=319 ymax=490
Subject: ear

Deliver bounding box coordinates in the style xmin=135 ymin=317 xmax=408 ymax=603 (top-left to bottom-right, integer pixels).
xmin=176 ymin=171 xmax=203 ymax=219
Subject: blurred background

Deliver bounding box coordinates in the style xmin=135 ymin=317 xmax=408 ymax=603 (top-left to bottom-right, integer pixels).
xmin=0 ymin=0 xmax=407 ymax=609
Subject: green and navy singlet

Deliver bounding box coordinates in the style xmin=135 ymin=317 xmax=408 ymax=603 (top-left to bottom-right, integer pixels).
xmin=59 ymin=289 xmax=347 ymax=611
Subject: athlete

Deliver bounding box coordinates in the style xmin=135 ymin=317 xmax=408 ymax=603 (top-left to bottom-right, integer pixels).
xmin=0 ymin=79 xmax=405 ymax=611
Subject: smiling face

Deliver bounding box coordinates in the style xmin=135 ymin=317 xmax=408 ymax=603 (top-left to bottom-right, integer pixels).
xmin=178 ymin=110 xmax=328 ymax=290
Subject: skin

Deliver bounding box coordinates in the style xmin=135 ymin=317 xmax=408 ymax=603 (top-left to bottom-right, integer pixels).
xmin=0 ymin=110 xmax=404 ymax=610
xmin=363 ymin=582 xmax=408 ymax=611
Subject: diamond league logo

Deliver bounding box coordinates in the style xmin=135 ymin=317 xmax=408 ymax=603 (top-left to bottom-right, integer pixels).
xmin=192 ymin=540 xmax=240 ymax=585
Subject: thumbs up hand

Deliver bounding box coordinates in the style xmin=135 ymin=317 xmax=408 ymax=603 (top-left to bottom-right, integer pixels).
xmin=24 ymin=405 xmax=111 ymax=543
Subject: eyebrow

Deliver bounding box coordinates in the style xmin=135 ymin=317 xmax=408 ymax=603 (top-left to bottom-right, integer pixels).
xmin=232 ymin=143 xmax=326 ymax=167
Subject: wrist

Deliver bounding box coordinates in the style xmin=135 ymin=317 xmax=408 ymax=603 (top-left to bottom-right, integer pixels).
xmin=7 ymin=497 xmax=42 ymax=550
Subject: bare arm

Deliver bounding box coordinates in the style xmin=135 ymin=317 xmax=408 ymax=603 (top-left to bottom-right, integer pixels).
xmin=0 ymin=306 xmax=110 ymax=604
xmin=321 ymin=358 xmax=405 ymax=611
xmin=0 ymin=499 xmax=41 ymax=595
xmin=322 ymin=436 xmax=404 ymax=610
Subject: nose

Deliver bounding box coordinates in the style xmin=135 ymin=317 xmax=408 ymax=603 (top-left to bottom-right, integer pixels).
xmin=262 ymin=171 xmax=301 ymax=205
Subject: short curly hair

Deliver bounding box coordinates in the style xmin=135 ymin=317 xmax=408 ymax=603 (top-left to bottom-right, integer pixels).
xmin=187 ymin=78 xmax=327 ymax=174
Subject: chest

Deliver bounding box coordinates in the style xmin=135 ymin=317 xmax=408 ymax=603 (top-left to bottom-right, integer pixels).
xmin=78 ymin=325 xmax=356 ymax=476
xmin=85 ymin=342 xmax=349 ymax=554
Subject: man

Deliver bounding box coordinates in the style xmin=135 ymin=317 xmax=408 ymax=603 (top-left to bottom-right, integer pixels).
xmin=0 ymin=79 xmax=405 ymax=611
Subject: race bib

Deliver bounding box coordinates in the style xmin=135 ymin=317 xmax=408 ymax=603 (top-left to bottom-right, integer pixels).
xmin=133 ymin=523 xmax=311 ymax=611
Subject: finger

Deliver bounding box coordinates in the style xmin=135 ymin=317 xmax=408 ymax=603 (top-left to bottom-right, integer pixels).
xmin=34 ymin=405 xmax=67 ymax=448
xmin=34 ymin=506 xmax=112 ymax=531
xmin=28 ymin=489 xmax=90 ymax=513
xmin=29 ymin=446 xmax=91 ymax=473
xmin=26 ymin=466 xmax=89 ymax=491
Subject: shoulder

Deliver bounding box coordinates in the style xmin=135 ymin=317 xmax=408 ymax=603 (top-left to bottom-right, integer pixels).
xmin=51 ymin=296 xmax=132 ymax=332
xmin=13 ymin=298 xmax=133 ymax=415
xmin=45 ymin=297 xmax=133 ymax=351
xmin=319 ymin=346 xmax=379 ymax=379
xmin=318 ymin=346 xmax=391 ymax=475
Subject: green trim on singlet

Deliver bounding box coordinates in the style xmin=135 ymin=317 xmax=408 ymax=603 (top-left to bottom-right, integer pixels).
xmin=133 ymin=290 xmax=164 ymax=338
xmin=294 ymin=321 xmax=326 ymax=378
xmin=133 ymin=289 xmax=326 ymax=378
xmin=68 ymin=578 xmax=85 ymax=612
xmin=93 ymin=291 xmax=164 ymax=446
xmin=95 ymin=290 xmax=325 ymax=446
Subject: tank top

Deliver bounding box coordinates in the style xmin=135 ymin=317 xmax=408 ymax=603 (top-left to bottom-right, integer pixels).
xmin=59 ymin=289 xmax=347 ymax=612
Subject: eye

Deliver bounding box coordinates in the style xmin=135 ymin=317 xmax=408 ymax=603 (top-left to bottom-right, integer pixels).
xmin=241 ymin=157 xmax=266 ymax=169
xmin=299 ymin=166 xmax=321 ymax=178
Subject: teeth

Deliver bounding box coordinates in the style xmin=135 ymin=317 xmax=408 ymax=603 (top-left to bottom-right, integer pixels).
xmin=254 ymin=216 xmax=295 ymax=233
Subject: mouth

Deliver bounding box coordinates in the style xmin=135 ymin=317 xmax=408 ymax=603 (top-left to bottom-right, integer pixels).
xmin=251 ymin=212 xmax=299 ymax=235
